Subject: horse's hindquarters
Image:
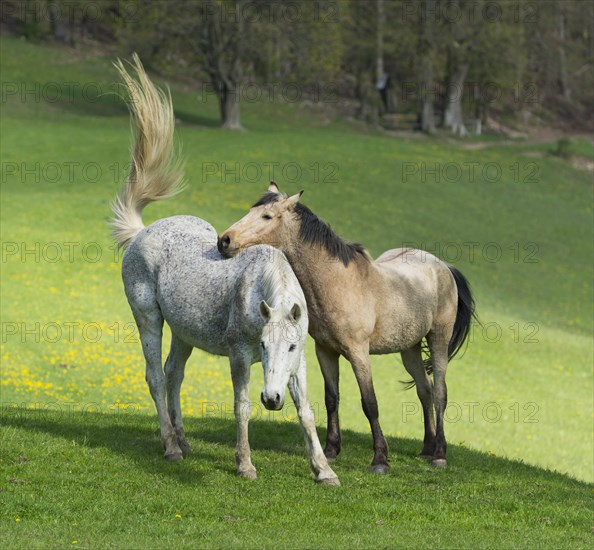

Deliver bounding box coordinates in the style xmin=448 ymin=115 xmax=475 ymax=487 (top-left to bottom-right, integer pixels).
xmin=122 ymin=216 xmax=237 ymax=356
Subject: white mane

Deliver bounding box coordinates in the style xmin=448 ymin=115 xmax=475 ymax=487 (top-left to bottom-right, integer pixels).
xmin=261 ymin=248 xmax=302 ymax=309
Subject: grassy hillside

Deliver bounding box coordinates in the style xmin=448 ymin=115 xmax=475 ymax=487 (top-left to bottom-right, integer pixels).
xmin=1 ymin=410 xmax=592 ymax=549
xmin=1 ymin=36 xmax=593 ymax=547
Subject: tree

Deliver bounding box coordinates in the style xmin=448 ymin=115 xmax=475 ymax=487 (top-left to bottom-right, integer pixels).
xmin=19 ymin=0 xmax=587 ymax=132
xmin=116 ymin=0 xmax=247 ymax=130
xmin=442 ymin=0 xmax=471 ymax=136
xmin=418 ymin=0 xmax=437 ymax=133
xmin=194 ymin=0 xmax=245 ymax=130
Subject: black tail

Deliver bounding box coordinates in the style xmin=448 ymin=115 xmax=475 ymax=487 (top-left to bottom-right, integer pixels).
xmin=403 ymin=266 xmax=477 ymax=390
xmin=443 ymin=266 xmax=477 ymax=364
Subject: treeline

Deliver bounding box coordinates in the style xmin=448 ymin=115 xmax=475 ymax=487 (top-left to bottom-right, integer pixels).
xmin=2 ymin=0 xmax=592 ymax=132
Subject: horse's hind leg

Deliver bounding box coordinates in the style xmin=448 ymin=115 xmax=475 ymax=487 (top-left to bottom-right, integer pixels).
xmin=164 ymin=334 xmax=193 ymax=457
xmin=426 ymin=331 xmax=451 ymax=468
xmin=401 ymin=343 xmax=436 ymax=458
xmin=131 ymin=298 xmax=182 ymax=461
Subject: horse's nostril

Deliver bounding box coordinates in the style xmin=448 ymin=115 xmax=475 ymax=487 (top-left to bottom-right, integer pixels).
xmin=275 ymin=393 xmax=281 ymax=404
xmin=222 ymin=235 xmax=230 ymax=247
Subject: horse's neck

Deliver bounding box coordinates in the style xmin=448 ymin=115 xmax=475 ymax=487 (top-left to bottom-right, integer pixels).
xmin=283 ymin=239 xmax=370 ymax=314
xmin=258 ymin=250 xmax=296 ymax=309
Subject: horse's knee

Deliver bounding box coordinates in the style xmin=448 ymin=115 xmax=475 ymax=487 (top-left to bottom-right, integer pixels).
xmin=164 ymin=360 xmax=177 ymax=377
xmin=297 ymin=404 xmax=315 ymax=426
xmin=361 ymin=396 xmax=380 ymax=420
xmin=324 ymin=390 xmax=339 ymax=414
xmin=146 ymin=371 xmax=165 ymax=397
xmin=415 ymin=380 xmax=433 ymax=399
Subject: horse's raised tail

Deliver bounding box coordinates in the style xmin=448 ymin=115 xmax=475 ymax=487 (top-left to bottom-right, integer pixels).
xmin=110 ymin=54 xmax=184 ymax=249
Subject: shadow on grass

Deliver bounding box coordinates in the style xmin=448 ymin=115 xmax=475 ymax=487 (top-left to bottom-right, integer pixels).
xmin=44 ymin=87 xmax=130 ymax=118
xmin=1 ymin=407 xmax=591 ymax=490
xmin=33 ymin=84 xmax=220 ymax=128
xmin=174 ymin=109 xmax=220 ymax=128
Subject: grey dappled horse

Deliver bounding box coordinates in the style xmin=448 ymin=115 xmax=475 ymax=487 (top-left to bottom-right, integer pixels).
xmin=110 ymin=56 xmax=338 ymax=484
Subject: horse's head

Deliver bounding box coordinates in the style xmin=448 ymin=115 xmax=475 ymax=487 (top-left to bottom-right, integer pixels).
xmin=218 ymin=182 xmax=302 ymax=258
xmin=258 ymin=297 xmax=306 ymax=411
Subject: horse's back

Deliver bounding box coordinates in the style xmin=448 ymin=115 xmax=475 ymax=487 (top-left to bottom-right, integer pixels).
xmin=375 ymin=247 xmax=442 ymax=268
xmin=122 ymin=215 xmax=220 ymax=296
xmin=122 ymin=216 xmax=283 ymax=356
xmin=374 ymin=247 xmax=454 ymax=287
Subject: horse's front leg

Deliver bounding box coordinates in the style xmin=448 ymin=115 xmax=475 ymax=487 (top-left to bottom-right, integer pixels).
xmin=345 ymin=345 xmax=389 ymax=474
xmin=289 ymin=354 xmax=340 ymax=485
xmin=315 ymin=343 xmax=341 ymax=460
xmin=229 ymin=353 xmax=257 ymax=479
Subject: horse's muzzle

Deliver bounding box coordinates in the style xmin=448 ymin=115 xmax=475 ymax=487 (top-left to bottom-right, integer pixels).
xmin=217 ymin=234 xmax=235 ymax=257
xmin=261 ymin=391 xmax=284 ymax=411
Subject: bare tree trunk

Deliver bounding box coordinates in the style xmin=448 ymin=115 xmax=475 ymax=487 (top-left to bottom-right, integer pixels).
xmin=48 ymin=0 xmax=70 ymax=44
xmin=443 ymin=0 xmax=473 ymax=135
xmin=220 ymin=82 xmax=242 ymax=130
xmin=376 ymin=0 xmax=384 ymax=82
xmin=195 ymin=0 xmax=245 ymax=130
xmin=419 ymin=0 xmax=436 ymax=133
xmin=421 ymin=95 xmax=435 ymax=133
xmin=357 ymin=71 xmax=380 ymax=125
xmin=558 ymin=2 xmax=571 ymax=99
xmin=444 ymin=63 xmax=469 ymax=136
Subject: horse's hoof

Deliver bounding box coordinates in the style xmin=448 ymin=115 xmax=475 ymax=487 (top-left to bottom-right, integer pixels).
xmin=178 ymin=440 xmax=192 ymax=457
xmin=369 ymin=463 xmax=390 ymax=475
xmin=238 ymin=468 xmax=257 ymax=480
xmin=431 ymin=458 xmax=448 ymax=468
xmin=419 ymin=454 xmax=433 ymax=461
xmin=164 ymin=451 xmax=183 ymax=462
xmin=317 ymin=475 xmax=341 ymax=486
xmin=323 ymin=449 xmax=339 ymax=462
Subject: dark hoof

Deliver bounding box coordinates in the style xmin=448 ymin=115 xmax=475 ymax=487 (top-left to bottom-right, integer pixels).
xmin=431 ymin=458 xmax=448 ymax=468
xmin=323 ymin=448 xmax=339 ymax=462
xmin=164 ymin=451 xmax=183 ymax=462
xmin=369 ymin=463 xmax=390 ymax=475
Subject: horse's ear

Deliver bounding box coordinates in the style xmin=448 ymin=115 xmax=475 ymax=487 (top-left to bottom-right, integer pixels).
xmin=289 ymin=303 xmax=301 ymax=323
xmin=268 ymin=181 xmax=280 ymax=193
xmin=260 ymin=300 xmax=271 ymax=320
xmin=286 ymin=190 xmax=303 ymax=209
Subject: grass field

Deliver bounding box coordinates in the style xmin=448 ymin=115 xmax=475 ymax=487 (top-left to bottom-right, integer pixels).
xmin=1 ymin=37 xmax=593 ymax=548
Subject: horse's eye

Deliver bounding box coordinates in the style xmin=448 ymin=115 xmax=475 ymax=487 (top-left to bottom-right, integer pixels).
xmin=288 ymin=344 xmax=296 ymax=352
xmin=262 ymin=214 xmax=272 ymax=220
xmin=260 ymin=341 xmax=265 ymax=350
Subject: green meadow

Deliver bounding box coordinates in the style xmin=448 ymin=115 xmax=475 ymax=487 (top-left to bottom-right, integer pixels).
xmin=1 ymin=37 xmax=592 ymax=548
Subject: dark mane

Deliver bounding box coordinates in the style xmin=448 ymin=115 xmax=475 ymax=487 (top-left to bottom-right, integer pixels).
xmin=252 ymin=192 xmax=370 ymax=267
xmin=294 ymin=203 xmax=369 ymax=267
xmin=252 ymin=192 xmax=284 ymax=207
